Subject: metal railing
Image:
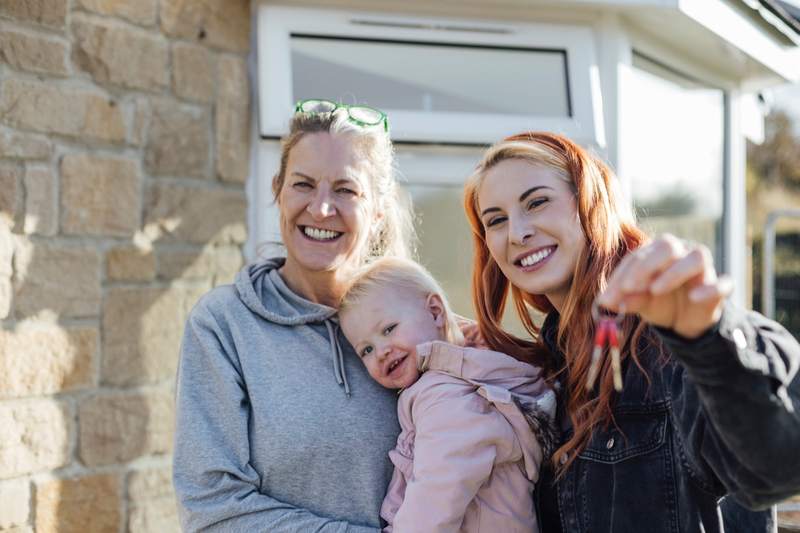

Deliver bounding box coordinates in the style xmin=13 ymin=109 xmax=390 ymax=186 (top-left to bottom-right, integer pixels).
xmin=762 ymin=209 xmax=800 ymax=319
xmin=762 ymin=209 xmax=800 ymax=530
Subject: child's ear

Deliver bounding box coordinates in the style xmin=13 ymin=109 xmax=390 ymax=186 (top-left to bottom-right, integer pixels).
xmin=426 ymin=293 xmax=446 ymax=329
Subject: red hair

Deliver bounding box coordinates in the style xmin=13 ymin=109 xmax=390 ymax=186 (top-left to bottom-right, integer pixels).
xmin=464 ymin=132 xmax=652 ymax=476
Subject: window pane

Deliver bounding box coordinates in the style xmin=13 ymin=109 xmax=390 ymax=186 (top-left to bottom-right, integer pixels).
xmin=623 ymin=53 xmax=725 ymax=269
xmin=407 ymin=184 xmax=532 ymax=335
xmin=291 ymin=35 xmax=570 ymax=116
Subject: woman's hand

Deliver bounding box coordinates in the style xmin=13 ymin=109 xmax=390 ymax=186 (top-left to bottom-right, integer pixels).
xmin=597 ymin=234 xmax=733 ymax=339
xmin=454 ymin=314 xmax=488 ymax=349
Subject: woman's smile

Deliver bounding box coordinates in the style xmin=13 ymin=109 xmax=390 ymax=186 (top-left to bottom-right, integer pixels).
xmin=299 ymin=225 xmax=344 ymax=242
xmin=514 ymin=245 xmax=557 ymax=271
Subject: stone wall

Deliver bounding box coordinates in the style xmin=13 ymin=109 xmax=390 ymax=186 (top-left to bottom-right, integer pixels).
xmin=0 ymin=0 xmax=251 ymax=531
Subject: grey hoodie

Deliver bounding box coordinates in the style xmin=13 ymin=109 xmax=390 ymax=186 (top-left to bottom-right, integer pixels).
xmin=173 ymin=258 xmax=400 ymax=532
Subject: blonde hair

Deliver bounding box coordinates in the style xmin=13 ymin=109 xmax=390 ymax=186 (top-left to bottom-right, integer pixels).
xmin=272 ymin=108 xmax=415 ymax=264
xmin=339 ymin=257 xmax=464 ymax=345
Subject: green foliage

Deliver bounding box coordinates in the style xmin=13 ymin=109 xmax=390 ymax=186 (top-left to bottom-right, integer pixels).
xmin=747 ymin=110 xmax=800 ymax=190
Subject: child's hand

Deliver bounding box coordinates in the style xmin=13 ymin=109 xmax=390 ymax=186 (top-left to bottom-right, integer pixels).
xmin=597 ymin=234 xmax=732 ymax=339
xmin=454 ymin=314 xmax=488 ymax=348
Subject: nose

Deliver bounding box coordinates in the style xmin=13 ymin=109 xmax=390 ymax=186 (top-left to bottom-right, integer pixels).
xmin=306 ymin=188 xmax=336 ymax=220
xmin=376 ymin=342 xmax=391 ymax=361
xmin=509 ymin=213 xmax=535 ymax=246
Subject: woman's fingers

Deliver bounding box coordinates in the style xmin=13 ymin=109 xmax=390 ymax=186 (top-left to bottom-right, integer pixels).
xmin=649 ymin=247 xmax=710 ymax=296
xmin=688 ymin=275 xmax=733 ymax=303
xmin=599 ymin=235 xmax=684 ymax=310
xmin=620 ymin=237 xmax=685 ymax=293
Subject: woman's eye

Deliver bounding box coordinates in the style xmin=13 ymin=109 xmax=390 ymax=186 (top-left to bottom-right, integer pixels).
xmin=293 ymin=181 xmax=313 ymax=190
xmin=382 ymin=324 xmax=396 ymax=335
xmin=361 ymin=345 xmax=373 ymax=358
xmin=527 ymin=198 xmax=547 ymax=210
xmin=486 ymin=215 xmax=507 ymax=228
xmin=336 ymin=187 xmax=357 ymax=195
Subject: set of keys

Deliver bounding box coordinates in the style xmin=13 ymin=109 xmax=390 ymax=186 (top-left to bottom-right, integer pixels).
xmin=586 ymin=301 xmax=624 ymax=391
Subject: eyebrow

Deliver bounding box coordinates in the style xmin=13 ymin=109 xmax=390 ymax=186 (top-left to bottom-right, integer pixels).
xmin=480 ymin=185 xmax=553 ymax=217
xmin=291 ymin=171 xmax=360 ymax=188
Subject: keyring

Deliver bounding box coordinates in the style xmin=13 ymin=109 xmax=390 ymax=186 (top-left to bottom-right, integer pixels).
xmin=586 ymin=301 xmax=624 ymax=391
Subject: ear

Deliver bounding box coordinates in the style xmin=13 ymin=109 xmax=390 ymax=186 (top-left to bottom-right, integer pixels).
xmin=425 ymin=293 xmax=446 ymax=329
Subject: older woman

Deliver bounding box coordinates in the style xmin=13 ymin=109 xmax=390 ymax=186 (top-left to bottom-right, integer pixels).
xmin=173 ymin=100 xmax=414 ymax=532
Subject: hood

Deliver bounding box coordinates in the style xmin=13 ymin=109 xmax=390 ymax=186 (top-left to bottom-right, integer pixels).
xmin=235 ymin=257 xmax=337 ymax=326
xmin=234 ymin=257 xmax=352 ymax=396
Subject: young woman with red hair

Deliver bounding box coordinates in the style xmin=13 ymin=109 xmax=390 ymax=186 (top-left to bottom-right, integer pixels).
xmin=457 ymin=132 xmax=800 ymax=532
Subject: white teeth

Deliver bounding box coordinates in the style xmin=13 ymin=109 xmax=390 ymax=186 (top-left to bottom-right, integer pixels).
xmin=303 ymin=227 xmax=340 ymax=241
xmin=388 ymin=358 xmax=403 ymax=373
xmin=520 ymin=247 xmax=553 ymax=267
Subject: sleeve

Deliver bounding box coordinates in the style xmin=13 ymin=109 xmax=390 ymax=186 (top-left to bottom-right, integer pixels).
xmin=391 ymin=385 xmax=519 ymax=533
xmin=172 ymin=301 xmax=378 ymax=533
xmin=417 ymin=341 xmax=545 ymax=391
xmin=658 ymin=301 xmax=800 ymax=510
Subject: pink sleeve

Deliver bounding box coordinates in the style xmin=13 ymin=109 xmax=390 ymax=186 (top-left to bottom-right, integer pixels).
xmin=417 ymin=341 xmax=547 ymax=393
xmin=391 ymin=384 xmax=519 ymax=533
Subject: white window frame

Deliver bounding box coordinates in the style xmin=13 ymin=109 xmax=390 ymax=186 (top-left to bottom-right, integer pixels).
xmin=257 ymin=4 xmax=605 ymax=145
xmin=619 ymin=26 xmax=747 ymax=307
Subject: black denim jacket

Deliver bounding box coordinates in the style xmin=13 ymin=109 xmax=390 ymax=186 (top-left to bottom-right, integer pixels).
xmin=535 ymin=302 xmax=800 ymax=533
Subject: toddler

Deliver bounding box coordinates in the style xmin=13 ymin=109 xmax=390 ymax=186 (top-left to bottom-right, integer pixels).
xmin=339 ymin=257 xmax=556 ymax=533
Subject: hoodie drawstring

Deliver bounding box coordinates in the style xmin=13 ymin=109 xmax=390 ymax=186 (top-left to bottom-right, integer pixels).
xmin=325 ymin=320 xmax=351 ymax=397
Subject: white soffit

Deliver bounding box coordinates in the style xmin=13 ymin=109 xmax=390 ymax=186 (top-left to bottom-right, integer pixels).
xmin=678 ymin=0 xmax=800 ymax=83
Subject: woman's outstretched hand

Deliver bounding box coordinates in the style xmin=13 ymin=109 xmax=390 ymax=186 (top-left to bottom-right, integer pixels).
xmin=596 ymin=234 xmax=733 ymax=339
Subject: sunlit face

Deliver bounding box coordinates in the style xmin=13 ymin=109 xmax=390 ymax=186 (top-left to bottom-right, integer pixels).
xmin=340 ymin=285 xmax=447 ymax=389
xmin=278 ymin=132 xmax=377 ymax=277
xmin=477 ymin=158 xmax=586 ymax=309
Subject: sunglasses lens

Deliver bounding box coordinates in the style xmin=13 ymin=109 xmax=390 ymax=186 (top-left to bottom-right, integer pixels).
xmin=300 ymin=99 xmax=337 ymax=113
xmin=349 ymin=106 xmax=383 ymax=125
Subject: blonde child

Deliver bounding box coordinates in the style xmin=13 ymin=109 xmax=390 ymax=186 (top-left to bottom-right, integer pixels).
xmin=338 ymin=257 xmax=555 ymax=533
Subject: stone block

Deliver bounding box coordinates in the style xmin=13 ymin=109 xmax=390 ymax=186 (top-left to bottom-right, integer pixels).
xmin=13 ymin=241 xmax=101 ymax=319
xmin=0 ymin=0 xmax=67 ymax=30
xmin=172 ymin=42 xmax=215 ymax=103
xmin=60 ymin=153 xmax=140 ymax=237
xmin=0 ymin=29 xmax=69 ymax=75
xmin=161 ymin=0 xmax=250 ymax=52
xmin=72 ymin=17 xmax=168 ymax=91
xmin=144 ymin=100 xmax=210 ymax=179
xmin=127 ymin=468 xmax=180 ymax=533
xmin=156 ymin=245 xmax=242 ymax=284
xmin=0 ymin=322 xmax=96 ymax=398
xmin=0 ymin=162 xmax=22 ymax=228
xmin=0 ymin=129 xmax=52 ymax=160
xmin=0 ymin=478 xmax=30 ymax=529
xmin=102 ymin=285 xmax=201 ymax=385
xmin=0 ymin=79 xmax=125 ymax=143
xmin=0 ymin=225 xmax=12 ymax=319
xmin=216 ymin=56 xmax=250 ymax=183
xmin=128 ymin=96 xmax=151 ymax=147
xmin=35 ymin=474 xmax=121 ymax=533
xmin=0 ymin=399 xmax=72 ymax=478
xmin=75 ymin=0 xmax=157 ymax=26
xmin=106 ymin=246 xmax=155 ymax=281
xmin=144 ymin=183 xmax=246 ymax=244
xmin=23 ymin=166 xmax=57 ymax=236
xmin=78 ymin=389 xmax=173 ymax=466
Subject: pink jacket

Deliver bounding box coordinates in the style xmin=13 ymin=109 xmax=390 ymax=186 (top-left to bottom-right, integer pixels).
xmin=381 ymin=341 xmax=556 ymax=533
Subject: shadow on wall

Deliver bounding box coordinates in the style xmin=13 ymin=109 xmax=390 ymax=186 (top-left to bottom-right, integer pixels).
xmin=1 ymin=187 xmax=245 ymax=532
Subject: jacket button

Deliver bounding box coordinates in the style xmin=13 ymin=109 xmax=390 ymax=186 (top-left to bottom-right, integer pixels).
xmin=732 ymin=328 xmax=747 ymax=350
xmin=606 ymin=437 xmax=615 ymax=449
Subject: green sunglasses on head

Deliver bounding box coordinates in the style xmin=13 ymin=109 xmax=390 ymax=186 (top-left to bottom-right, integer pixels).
xmin=294 ymin=99 xmax=389 ymax=133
